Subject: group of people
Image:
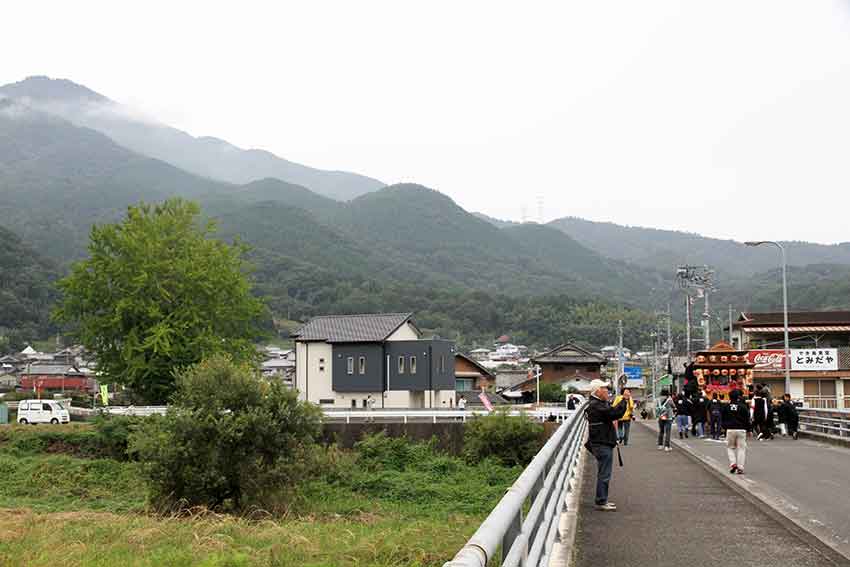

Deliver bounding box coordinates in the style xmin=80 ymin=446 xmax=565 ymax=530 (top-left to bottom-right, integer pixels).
xmin=585 ymin=379 xmax=803 ymax=511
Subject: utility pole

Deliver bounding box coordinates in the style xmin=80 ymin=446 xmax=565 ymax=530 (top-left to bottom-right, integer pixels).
xmin=685 ymin=294 xmax=692 ymax=362
xmin=616 ymin=319 xmax=624 ymax=396
xmin=728 ymin=304 xmax=734 ymax=346
xmin=703 ymin=287 xmax=711 ymax=349
xmin=534 ymin=364 xmax=541 ymax=407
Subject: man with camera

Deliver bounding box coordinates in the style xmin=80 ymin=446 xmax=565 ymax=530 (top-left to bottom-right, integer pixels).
xmin=586 ymin=379 xmax=628 ymax=511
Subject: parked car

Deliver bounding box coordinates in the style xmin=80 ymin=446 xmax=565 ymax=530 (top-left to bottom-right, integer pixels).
xmin=17 ymin=399 xmax=70 ymax=424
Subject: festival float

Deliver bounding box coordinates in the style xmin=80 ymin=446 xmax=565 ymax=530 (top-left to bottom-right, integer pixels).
xmin=690 ymin=341 xmax=754 ymax=401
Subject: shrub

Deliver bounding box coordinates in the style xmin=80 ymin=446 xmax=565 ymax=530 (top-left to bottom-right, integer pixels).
xmin=129 ymin=354 xmax=321 ymax=512
xmin=463 ymin=410 xmax=544 ymax=467
xmin=538 ymin=382 xmax=565 ymax=403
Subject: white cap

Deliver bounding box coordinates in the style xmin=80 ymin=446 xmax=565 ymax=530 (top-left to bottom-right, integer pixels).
xmin=589 ymin=379 xmax=610 ymax=393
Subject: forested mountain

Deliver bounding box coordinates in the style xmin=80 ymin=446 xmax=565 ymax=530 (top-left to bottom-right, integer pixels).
xmin=548 ymin=216 xmax=850 ymax=278
xmin=0 ymin=76 xmax=385 ymax=201
xmin=0 ymin=98 xmax=229 ymax=259
xmin=0 ymin=225 xmax=59 ymax=348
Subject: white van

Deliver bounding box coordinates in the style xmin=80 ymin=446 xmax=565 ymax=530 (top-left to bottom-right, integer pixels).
xmin=17 ymin=399 xmax=71 ymax=425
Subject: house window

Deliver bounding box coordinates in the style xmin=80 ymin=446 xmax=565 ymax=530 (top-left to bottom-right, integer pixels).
xmin=398 ymin=356 xmax=405 ymax=374
xmin=319 ymin=399 xmax=334 ymax=405
xmin=362 ymin=399 xmax=368 ymax=408
xmin=347 ymin=357 xmax=354 ymax=375
xmin=804 ymin=379 xmax=837 ymax=408
xmin=351 ymin=399 xmax=357 ymax=408
xmin=410 ymin=356 xmax=417 ymax=374
xmin=456 ymin=378 xmax=474 ymax=391
xmin=319 ymin=357 xmax=325 ymax=373
xmin=359 ymin=356 xmax=366 ymax=375
xmin=440 ymin=355 xmax=446 ymax=374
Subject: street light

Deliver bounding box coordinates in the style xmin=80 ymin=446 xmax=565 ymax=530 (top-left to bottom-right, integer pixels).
xmin=745 ymin=240 xmax=791 ymax=395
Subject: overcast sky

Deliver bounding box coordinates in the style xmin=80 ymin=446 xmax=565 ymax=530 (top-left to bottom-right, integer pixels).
xmin=3 ymin=1 xmax=850 ymax=243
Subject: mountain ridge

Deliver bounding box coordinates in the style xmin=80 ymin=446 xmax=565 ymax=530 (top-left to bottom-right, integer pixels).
xmin=0 ymin=75 xmax=385 ymax=201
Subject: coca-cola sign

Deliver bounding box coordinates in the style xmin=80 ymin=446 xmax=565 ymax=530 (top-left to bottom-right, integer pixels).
xmin=747 ymin=350 xmax=786 ymax=370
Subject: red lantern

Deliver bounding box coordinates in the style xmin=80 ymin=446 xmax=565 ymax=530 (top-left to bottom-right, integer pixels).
xmin=721 ymin=369 xmax=729 ymax=376
xmin=713 ymin=369 xmax=720 ymax=376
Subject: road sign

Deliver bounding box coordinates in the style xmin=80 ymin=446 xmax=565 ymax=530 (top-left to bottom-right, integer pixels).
xmin=624 ymin=366 xmax=642 ymax=379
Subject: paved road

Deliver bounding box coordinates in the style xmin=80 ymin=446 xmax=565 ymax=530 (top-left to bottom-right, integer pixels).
xmin=572 ymin=425 xmax=844 ymax=567
xmin=672 ymin=426 xmax=850 ymax=559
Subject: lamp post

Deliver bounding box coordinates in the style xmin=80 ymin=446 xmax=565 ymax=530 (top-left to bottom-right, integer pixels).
xmin=745 ymin=241 xmax=791 ymax=395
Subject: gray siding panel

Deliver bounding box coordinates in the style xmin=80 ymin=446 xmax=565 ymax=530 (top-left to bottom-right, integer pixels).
xmin=386 ymin=340 xmax=456 ymax=391
xmin=430 ymin=340 xmax=456 ymax=390
xmin=332 ymin=344 xmax=384 ymax=392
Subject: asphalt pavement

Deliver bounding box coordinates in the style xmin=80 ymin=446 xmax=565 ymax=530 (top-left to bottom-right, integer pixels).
xmin=572 ymin=425 xmax=847 ymax=566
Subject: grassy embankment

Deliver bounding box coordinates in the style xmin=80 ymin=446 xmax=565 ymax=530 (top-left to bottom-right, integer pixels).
xmin=0 ymin=424 xmax=518 ymax=567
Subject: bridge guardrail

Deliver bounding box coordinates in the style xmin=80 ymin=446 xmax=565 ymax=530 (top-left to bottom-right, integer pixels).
xmin=443 ymin=403 xmax=587 ymax=567
xmin=798 ymin=408 xmax=850 ymax=440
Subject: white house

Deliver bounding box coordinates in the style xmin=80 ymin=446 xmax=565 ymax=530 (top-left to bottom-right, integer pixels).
xmin=293 ymin=313 xmax=456 ymax=409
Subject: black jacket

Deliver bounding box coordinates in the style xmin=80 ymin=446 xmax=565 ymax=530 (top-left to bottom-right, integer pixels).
xmin=778 ymin=400 xmax=799 ymax=427
xmin=674 ymin=396 xmax=693 ymax=417
xmin=708 ymin=399 xmax=723 ymax=417
xmin=691 ymin=396 xmax=708 ymax=423
xmin=721 ymin=400 xmax=751 ymax=431
xmin=586 ymin=395 xmax=628 ymax=447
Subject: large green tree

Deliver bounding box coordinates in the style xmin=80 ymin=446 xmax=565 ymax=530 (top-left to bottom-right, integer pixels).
xmin=55 ymin=199 xmax=266 ymax=403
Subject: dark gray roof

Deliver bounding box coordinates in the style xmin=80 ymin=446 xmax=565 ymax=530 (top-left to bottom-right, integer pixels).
xmin=21 ymin=364 xmax=84 ymax=376
xmin=293 ymin=313 xmax=415 ymax=343
xmin=532 ymin=343 xmax=605 ymax=365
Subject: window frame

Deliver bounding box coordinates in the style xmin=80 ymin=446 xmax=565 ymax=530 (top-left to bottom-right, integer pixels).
xmin=410 ymin=356 xmax=417 ymax=374
xmin=398 ymin=356 xmax=405 ymax=374
xmin=359 ymin=356 xmax=367 ymax=375
xmin=346 ymin=356 xmax=354 ymax=375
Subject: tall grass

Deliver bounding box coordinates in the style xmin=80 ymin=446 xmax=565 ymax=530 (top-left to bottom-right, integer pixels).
xmin=0 ymin=426 xmax=519 ymax=566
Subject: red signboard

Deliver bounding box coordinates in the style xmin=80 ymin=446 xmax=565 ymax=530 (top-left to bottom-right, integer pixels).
xmin=747 ymin=350 xmax=786 ymax=370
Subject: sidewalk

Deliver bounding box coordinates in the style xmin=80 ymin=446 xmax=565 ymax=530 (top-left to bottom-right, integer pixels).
xmin=571 ymin=425 xmax=846 ymax=567
xmin=639 ymin=419 xmax=850 ymax=561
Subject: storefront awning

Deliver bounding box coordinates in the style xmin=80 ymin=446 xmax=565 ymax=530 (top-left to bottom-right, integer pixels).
xmin=743 ymin=326 xmax=850 ymax=333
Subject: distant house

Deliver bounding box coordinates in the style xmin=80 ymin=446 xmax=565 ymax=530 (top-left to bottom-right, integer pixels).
xmin=292 ymin=313 xmax=456 ymax=409
xmin=454 ymin=353 xmax=496 ymax=393
xmin=469 ymin=348 xmax=491 ymax=362
xmin=19 ymin=364 xmax=97 ymax=393
xmin=504 ymin=343 xmax=607 ymax=394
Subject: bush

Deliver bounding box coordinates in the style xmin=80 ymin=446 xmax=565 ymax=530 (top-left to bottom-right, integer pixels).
xmin=0 ymin=418 xmax=139 ymax=460
xmin=129 ymin=354 xmax=322 ymax=512
xmin=538 ymin=382 xmax=565 ymax=403
xmin=463 ymin=411 xmax=544 ymax=467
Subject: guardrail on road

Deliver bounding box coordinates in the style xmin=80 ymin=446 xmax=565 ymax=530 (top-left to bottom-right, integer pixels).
xmin=322 ymin=407 xmax=576 ymax=424
xmin=798 ymin=408 xmax=850 ymax=441
xmin=443 ymin=404 xmax=587 ymax=567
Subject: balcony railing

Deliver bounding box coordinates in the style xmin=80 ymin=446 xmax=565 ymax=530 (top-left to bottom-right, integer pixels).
xmin=804 ymin=396 xmax=838 ymax=409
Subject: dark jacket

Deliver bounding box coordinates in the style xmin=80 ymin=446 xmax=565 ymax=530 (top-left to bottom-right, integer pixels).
xmin=674 ymin=395 xmax=693 ymax=417
xmin=778 ymin=400 xmax=799 ymax=427
xmin=752 ymin=395 xmax=768 ymax=424
xmin=586 ymin=395 xmax=628 ymax=447
xmin=708 ymin=399 xmax=723 ymax=417
xmin=722 ymin=399 xmax=751 ymax=431
xmin=691 ymin=396 xmax=708 ymax=423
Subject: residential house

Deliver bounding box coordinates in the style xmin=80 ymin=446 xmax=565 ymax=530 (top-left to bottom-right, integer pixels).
xmin=19 ymin=364 xmax=97 ymax=393
xmin=529 ymin=343 xmax=607 ymax=393
xmin=293 ymin=313 xmax=456 ymax=409
xmin=455 ymin=353 xmax=496 ymax=393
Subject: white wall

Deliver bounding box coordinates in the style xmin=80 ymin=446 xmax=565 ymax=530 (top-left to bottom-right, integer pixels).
xmin=295 ymin=341 xmax=333 ymax=404
xmin=387 ymin=322 xmax=420 ymax=341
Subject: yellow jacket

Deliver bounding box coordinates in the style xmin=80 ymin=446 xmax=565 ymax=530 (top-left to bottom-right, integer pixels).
xmin=613 ymin=395 xmax=635 ymax=421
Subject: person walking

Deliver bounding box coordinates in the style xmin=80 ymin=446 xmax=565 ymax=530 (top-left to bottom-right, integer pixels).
xmin=458 ymin=395 xmax=467 ymax=410
xmin=722 ymin=389 xmax=751 ymax=474
xmin=585 ymin=379 xmax=628 ymax=511
xmin=752 ymin=387 xmax=771 ymax=440
xmin=708 ymin=392 xmax=723 ymax=440
xmin=366 ymin=394 xmax=375 ymax=422
xmin=612 ymin=388 xmax=636 ymax=446
xmin=779 ymin=393 xmax=800 ymax=439
xmin=656 ymin=389 xmax=675 ymax=451
xmin=692 ymin=390 xmax=709 ymax=438
xmin=674 ymin=392 xmax=692 ymax=439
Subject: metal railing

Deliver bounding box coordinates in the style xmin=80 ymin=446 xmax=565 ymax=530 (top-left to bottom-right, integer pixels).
xmin=798 ymin=408 xmax=850 ymax=440
xmin=443 ymin=404 xmax=587 ymax=567
xmin=70 ymin=405 xmax=168 ymax=417
xmin=322 ymin=407 xmax=576 ymax=424
xmin=803 ymin=396 xmax=839 ymax=409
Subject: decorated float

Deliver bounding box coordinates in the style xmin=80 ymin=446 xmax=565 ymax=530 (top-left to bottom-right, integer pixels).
xmin=691 ymin=341 xmax=754 ymax=401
